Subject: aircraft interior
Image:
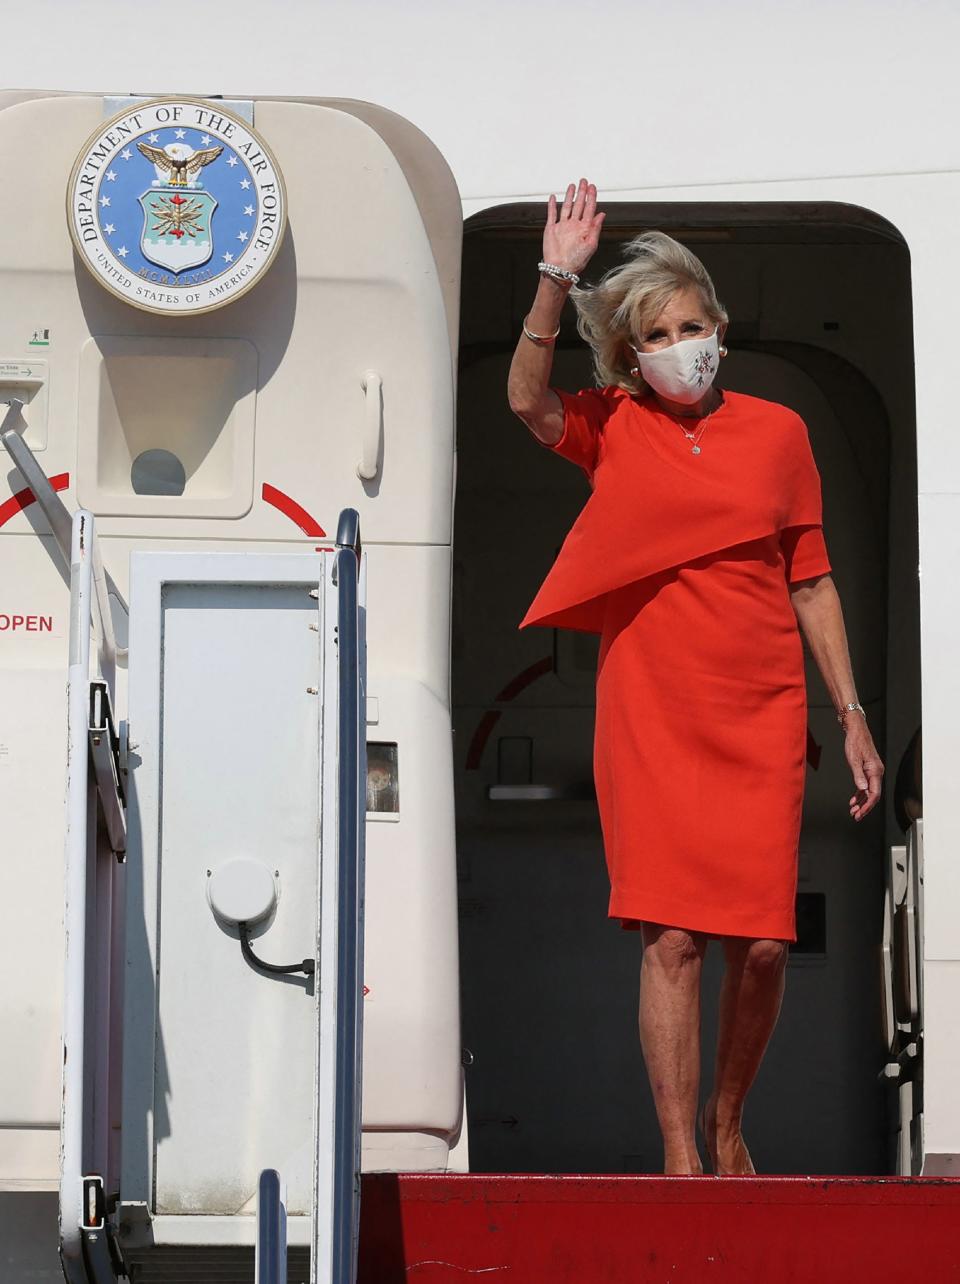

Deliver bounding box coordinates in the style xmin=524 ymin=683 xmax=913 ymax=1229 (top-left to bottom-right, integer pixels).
xmin=452 ymin=202 xmax=920 ymax=1176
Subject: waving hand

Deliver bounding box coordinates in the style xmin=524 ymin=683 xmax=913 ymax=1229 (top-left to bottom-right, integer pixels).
xmin=543 ymin=178 xmax=605 ymax=275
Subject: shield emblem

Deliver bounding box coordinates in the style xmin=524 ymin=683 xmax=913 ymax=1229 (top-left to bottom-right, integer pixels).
xmin=139 ymin=188 xmax=218 ymax=273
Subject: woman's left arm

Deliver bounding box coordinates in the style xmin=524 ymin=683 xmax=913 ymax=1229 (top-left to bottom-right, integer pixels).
xmin=789 ymin=573 xmax=885 ymax=821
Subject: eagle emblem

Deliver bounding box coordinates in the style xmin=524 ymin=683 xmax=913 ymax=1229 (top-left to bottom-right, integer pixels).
xmin=134 ymin=139 xmax=223 ymax=273
xmin=136 ymin=140 xmax=224 ymax=187
xmin=68 ymin=96 xmax=286 ymax=314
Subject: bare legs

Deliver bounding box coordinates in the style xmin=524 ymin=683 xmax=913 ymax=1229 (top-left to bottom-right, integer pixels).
xmin=638 ymin=923 xmax=708 ymax=1174
xmin=702 ymin=936 xmax=788 ymax=1174
xmin=638 ymin=924 xmax=789 ymax=1176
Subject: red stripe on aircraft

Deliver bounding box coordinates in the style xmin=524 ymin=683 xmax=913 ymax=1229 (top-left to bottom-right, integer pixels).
xmin=261 ymin=483 xmax=327 ymax=537
xmin=0 ymin=473 xmax=70 ymax=530
xmin=465 ymin=711 xmax=502 ymax=771
xmin=494 ymin=654 xmax=554 ymax=702
xmin=465 ymin=656 xmax=555 ymax=769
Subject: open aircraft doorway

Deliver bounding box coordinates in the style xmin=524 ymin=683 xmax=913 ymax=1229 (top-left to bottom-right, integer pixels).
xmin=453 ymin=202 xmax=919 ymax=1176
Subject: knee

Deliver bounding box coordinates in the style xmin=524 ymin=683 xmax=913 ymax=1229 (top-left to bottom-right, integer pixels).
xmin=742 ymin=938 xmax=789 ymax=977
xmin=643 ymin=926 xmax=703 ymax=975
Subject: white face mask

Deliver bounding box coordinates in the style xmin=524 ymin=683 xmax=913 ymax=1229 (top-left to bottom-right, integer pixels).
xmin=632 ymin=329 xmax=720 ymax=405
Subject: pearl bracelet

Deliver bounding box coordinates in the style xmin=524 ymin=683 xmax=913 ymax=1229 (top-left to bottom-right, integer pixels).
xmin=538 ymin=260 xmax=580 ymax=286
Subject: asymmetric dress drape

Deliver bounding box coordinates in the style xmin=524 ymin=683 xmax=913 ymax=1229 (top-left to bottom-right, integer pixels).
xmin=519 ymin=387 xmax=832 ymax=942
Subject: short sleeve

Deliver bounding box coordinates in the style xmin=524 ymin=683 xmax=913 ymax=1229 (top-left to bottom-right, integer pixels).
xmin=541 ymin=387 xmax=613 ymax=480
xmin=780 ymin=524 xmax=832 ymax=583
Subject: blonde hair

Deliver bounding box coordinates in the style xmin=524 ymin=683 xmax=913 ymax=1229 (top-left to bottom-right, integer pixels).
xmin=570 ymin=231 xmax=728 ymax=395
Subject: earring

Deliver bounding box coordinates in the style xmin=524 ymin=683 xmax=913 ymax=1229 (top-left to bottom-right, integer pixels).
xmin=630 ymin=366 xmax=640 ymax=376
xmin=719 ymin=344 xmax=728 ymax=357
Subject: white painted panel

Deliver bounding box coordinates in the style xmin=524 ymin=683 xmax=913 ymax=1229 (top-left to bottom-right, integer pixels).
xmin=364 ymin=543 xmax=451 ymax=705
xmin=0 ymin=666 xmax=66 ymax=1135
xmin=153 ymin=580 xmax=321 ymax=1215
xmin=0 ymin=537 xmax=70 ymax=1145
xmin=0 ymin=83 xmax=463 ymax=1196
xmin=247 ymin=99 xmax=455 ymax=547
xmin=0 ymin=1132 xmax=59 ymax=1191
xmin=920 ymin=960 xmax=960 ymax=1171
xmin=918 ymin=491 xmax=960 ymax=961
xmin=76 ymin=336 xmax=259 ymax=519
xmin=0 ymin=95 xmax=458 ymax=544
xmin=360 ymin=676 xmax=461 ymax=1136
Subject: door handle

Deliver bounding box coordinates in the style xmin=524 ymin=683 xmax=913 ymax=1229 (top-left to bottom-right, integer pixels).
xmin=358 ymin=371 xmax=382 ymax=480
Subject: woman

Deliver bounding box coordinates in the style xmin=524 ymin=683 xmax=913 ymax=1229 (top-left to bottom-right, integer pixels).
xmin=507 ymin=179 xmax=885 ymax=1177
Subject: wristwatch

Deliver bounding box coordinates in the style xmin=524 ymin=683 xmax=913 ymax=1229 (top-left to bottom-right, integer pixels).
xmin=837 ymin=701 xmax=867 ymax=728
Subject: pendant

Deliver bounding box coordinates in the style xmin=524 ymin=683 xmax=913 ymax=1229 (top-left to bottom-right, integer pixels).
xmin=692 ymin=445 xmax=701 ymax=454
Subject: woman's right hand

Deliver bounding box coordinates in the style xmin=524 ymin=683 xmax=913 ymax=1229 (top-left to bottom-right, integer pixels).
xmin=508 ymin=178 xmax=602 ymax=445
xmin=543 ymin=178 xmax=605 ymax=275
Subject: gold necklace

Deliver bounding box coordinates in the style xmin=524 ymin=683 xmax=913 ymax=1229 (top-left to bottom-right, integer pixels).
xmin=674 ymin=416 xmax=710 ymax=455
xmin=668 ymin=391 xmax=722 ymax=453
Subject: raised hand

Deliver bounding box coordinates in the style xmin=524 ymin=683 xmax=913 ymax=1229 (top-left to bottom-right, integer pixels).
xmin=507 ymin=178 xmax=603 ymax=445
xmin=543 ymin=178 xmax=605 ymax=276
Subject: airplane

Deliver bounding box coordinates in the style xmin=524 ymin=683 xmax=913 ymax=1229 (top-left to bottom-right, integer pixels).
xmin=0 ymin=2 xmax=956 ymax=1278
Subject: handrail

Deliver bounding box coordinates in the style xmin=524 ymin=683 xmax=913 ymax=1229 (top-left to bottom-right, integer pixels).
xmin=60 ymin=510 xmax=95 ymax=1283
xmin=313 ymin=507 xmax=366 ymax=1284
xmin=357 ymin=371 xmax=382 ymax=481
xmin=336 ymin=515 xmax=365 ymax=1284
xmin=1 ymin=402 xmax=126 ymax=695
xmin=336 ymin=506 xmax=362 ymax=561
xmin=256 ymin=1169 xmax=287 ymax=1284
xmin=58 ymin=509 xmax=126 ymax=1284
xmin=1 ymin=400 xmax=73 ymax=558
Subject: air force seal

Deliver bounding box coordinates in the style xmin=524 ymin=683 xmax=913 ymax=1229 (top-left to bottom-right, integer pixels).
xmin=67 ymin=98 xmax=286 ymax=315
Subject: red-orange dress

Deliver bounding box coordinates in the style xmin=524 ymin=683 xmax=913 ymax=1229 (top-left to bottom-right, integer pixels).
xmin=519 ymin=387 xmax=831 ymax=942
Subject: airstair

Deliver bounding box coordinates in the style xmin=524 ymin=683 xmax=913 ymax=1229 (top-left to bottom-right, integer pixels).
xmin=3 ymin=405 xmax=367 ymax=1284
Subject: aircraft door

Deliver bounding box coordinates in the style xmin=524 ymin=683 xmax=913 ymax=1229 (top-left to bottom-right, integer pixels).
xmin=0 ymin=89 xmax=465 ymax=1232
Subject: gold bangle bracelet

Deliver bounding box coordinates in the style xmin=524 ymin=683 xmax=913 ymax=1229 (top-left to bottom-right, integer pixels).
xmin=522 ymin=315 xmax=561 ymax=345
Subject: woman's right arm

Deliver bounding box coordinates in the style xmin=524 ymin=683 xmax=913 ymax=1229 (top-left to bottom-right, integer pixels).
xmin=507 ymin=178 xmax=605 ymax=446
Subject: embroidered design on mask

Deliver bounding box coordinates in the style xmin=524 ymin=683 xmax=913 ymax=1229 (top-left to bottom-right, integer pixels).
xmin=693 ymin=349 xmax=716 ymax=385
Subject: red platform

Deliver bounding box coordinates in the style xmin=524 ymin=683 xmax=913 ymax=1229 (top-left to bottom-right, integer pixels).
xmin=358 ymin=1173 xmax=960 ymax=1283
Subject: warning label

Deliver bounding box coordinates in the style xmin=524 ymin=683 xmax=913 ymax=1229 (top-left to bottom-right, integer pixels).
xmin=0 ymin=613 xmax=54 ymax=633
